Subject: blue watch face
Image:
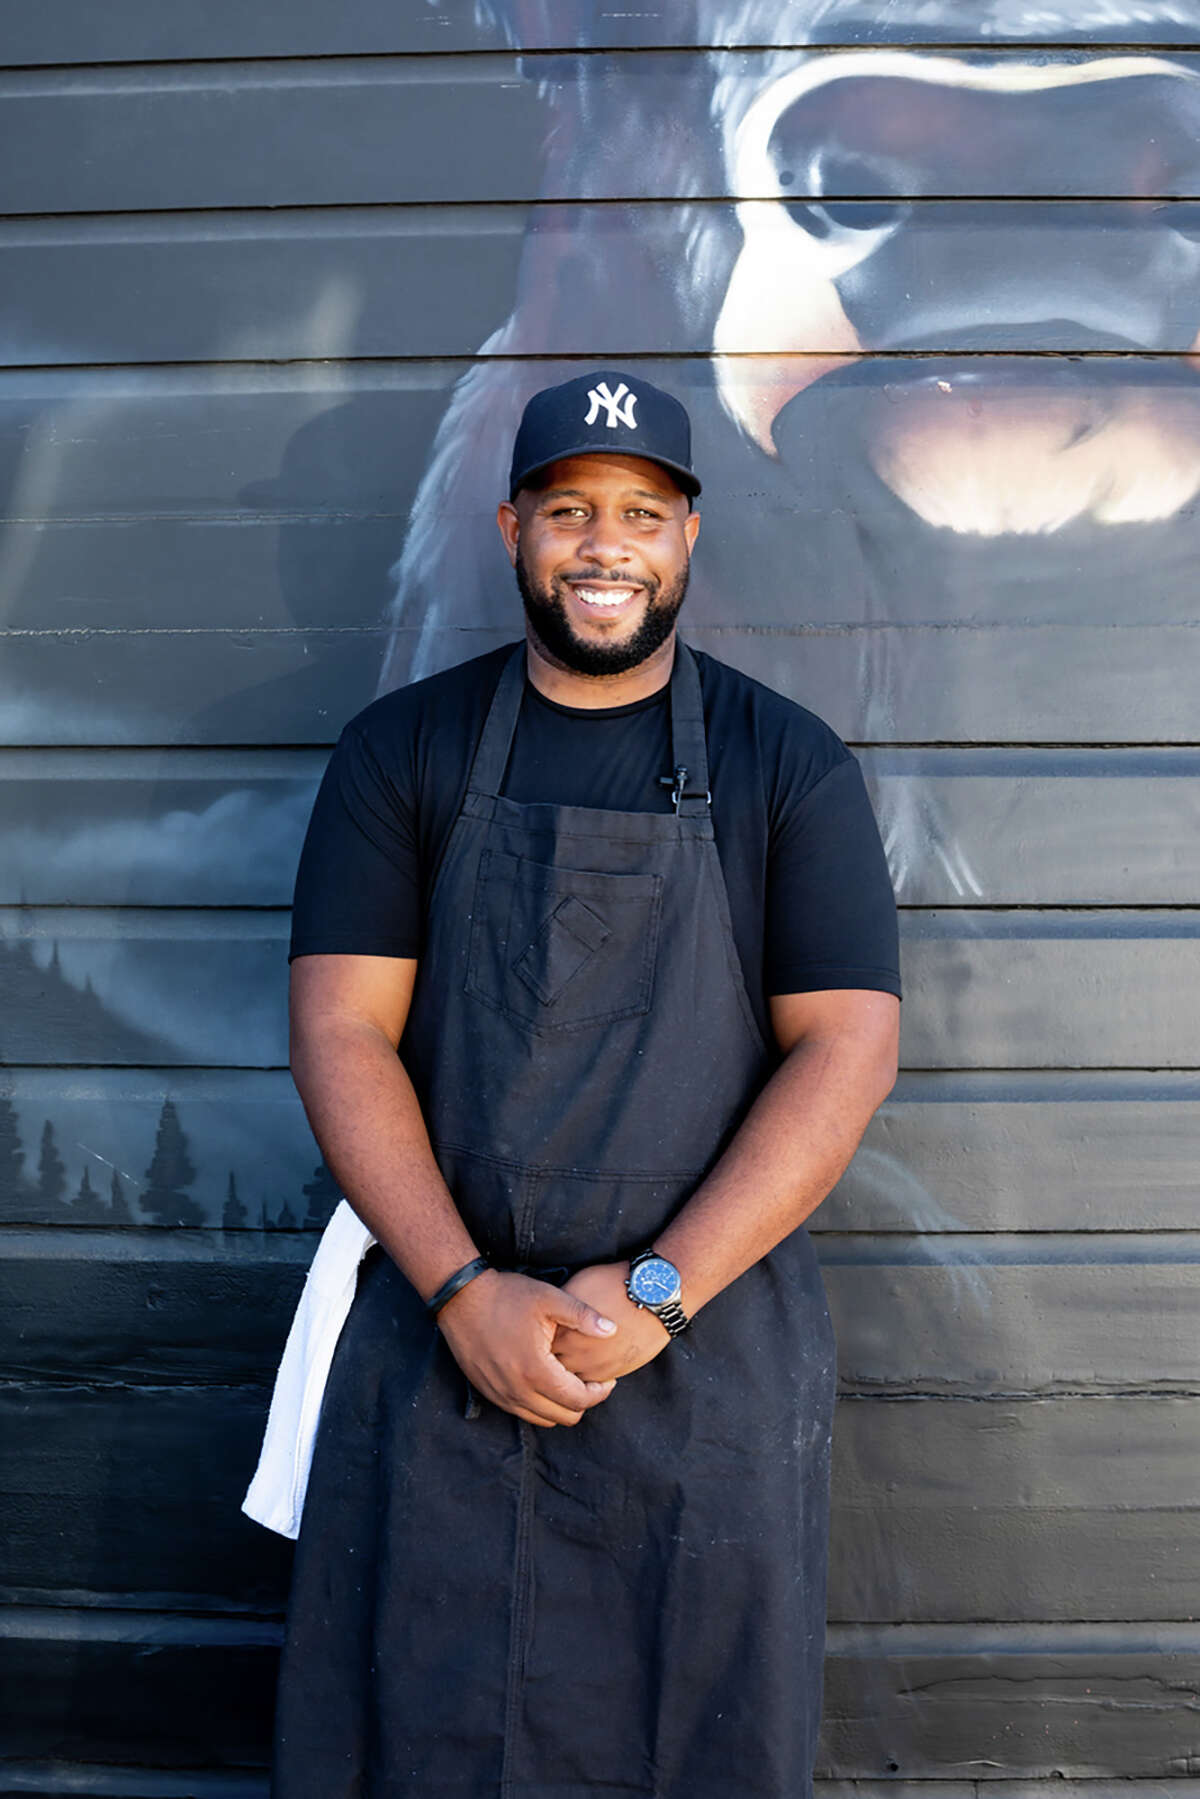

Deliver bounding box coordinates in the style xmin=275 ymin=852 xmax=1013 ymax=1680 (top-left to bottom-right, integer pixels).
xmin=630 ymin=1257 xmax=681 ymax=1306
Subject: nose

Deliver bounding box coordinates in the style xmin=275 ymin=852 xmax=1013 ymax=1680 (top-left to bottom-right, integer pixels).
xmin=577 ymin=508 xmax=632 ymax=568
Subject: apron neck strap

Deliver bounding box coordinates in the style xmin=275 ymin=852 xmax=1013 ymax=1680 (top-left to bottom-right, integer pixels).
xmin=467 ymin=643 xmax=527 ymax=799
xmin=667 ymin=641 xmax=711 ymax=817
xmin=466 ymin=638 xmax=710 ymax=810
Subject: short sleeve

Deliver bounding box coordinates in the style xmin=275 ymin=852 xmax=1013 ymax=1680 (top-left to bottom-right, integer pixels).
xmin=289 ymin=722 xmax=423 ymax=962
xmin=765 ymin=754 xmax=901 ymax=998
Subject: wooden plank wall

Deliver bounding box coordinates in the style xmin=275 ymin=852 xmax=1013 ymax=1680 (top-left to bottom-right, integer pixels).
xmin=3 ymin=1 xmax=1200 ymax=1792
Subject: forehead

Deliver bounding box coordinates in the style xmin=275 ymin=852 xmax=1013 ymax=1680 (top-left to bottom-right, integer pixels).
xmin=530 ymin=453 xmax=686 ymax=502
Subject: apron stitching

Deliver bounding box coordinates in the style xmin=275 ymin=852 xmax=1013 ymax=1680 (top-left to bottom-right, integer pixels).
xmin=500 ymin=1420 xmax=537 ymax=1799
xmin=514 ymin=1170 xmax=540 ymax=1264
xmin=480 ymin=823 xmax=708 ymax=845
xmin=432 ymin=1138 xmax=710 ymax=1183
xmin=700 ymin=843 xmax=769 ymax=1058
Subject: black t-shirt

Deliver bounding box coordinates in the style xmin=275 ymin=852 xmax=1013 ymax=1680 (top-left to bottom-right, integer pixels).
xmin=290 ymin=644 xmax=901 ymax=1036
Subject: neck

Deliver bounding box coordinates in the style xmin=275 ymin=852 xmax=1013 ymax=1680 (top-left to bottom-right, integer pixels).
xmin=524 ymin=628 xmax=677 ymax=709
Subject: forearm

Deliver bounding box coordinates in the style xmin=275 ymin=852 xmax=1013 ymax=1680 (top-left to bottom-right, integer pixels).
xmin=288 ymin=956 xmax=621 ymax=1428
xmin=291 ymin=1019 xmax=477 ymax=1303
xmin=655 ymin=1017 xmax=895 ymax=1314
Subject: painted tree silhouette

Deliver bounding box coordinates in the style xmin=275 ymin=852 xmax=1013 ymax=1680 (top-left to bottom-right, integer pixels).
xmin=70 ymin=1164 xmax=106 ymax=1224
xmin=301 ymin=1160 xmax=341 ymax=1229
xmin=275 ymin=1199 xmax=299 ymax=1230
xmin=141 ymin=1098 xmax=203 ymax=1226
xmin=223 ymin=1170 xmax=248 ymax=1229
xmin=0 ymin=1093 xmax=26 ymax=1216
xmin=109 ymin=1167 xmax=135 ymax=1225
xmin=37 ymin=1121 xmax=67 ymax=1219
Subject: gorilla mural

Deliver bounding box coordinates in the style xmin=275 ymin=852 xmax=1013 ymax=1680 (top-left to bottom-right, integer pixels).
xmin=385 ymin=1 xmax=1200 ymax=764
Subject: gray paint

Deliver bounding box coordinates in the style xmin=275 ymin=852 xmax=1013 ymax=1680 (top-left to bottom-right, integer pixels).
xmin=5 ymin=1387 xmax=1195 ymax=1622
xmin=7 ymin=204 xmax=1200 ymax=368
xmin=6 ymin=0 xmax=1200 ymax=61
xmin=8 ymin=748 xmax=1200 ymax=908
xmin=5 ymin=1229 xmax=1200 ymax=1398
xmin=8 ymin=1611 xmax=1200 ymax=1775
xmin=6 ymin=905 xmax=1200 ymax=1068
xmin=6 ymin=1067 xmax=1200 ymax=1234
xmin=5 ymin=618 xmax=1200 ymax=745
xmin=6 ymin=52 xmax=1200 ymax=214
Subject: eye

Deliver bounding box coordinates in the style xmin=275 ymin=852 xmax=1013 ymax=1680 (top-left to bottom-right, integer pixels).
xmin=782 ymin=197 xmax=909 ymax=237
xmin=771 ymin=138 xmax=910 ymax=237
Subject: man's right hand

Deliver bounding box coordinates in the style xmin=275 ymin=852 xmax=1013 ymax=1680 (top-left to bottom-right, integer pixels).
xmin=435 ymin=1269 xmax=618 ymax=1427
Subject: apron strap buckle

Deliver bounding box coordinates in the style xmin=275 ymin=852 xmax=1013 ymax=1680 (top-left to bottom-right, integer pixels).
xmin=661 ymin=764 xmax=712 ymax=815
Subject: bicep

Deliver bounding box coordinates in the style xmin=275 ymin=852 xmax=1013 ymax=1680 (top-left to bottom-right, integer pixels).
xmin=769 ymin=987 xmax=900 ymax=1063
xmin=290 ymin=953 xmax=419 ymax=1051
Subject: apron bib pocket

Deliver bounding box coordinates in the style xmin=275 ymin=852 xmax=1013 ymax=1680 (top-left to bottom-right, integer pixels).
xmin=466 ymin=849 xmax=661 ymax=1031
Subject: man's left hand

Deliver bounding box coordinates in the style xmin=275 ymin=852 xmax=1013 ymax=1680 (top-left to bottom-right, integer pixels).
xmin=553 ymin=1262 xmax=671 ymax=1382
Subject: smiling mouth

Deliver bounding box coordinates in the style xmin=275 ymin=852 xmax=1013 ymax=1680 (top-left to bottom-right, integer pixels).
xmin=565 ymin=582 xmax=644 ymax=613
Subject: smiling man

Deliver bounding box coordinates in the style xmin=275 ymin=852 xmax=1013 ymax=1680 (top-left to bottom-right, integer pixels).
xmin=269 ymin=371 xmax=902 ymax=1799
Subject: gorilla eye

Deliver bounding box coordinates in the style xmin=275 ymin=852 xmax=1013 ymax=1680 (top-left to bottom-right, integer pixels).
xmin=783 ymin=198 xmax=908 ymax=237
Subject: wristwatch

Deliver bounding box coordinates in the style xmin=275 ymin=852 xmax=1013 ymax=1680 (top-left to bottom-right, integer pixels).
xmin=625 ymin=1249 xmax=689 ymax=1338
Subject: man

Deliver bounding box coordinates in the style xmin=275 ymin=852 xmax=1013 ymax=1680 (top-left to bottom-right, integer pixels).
xmin=271 ymin=371 xmax=901 ymax=1798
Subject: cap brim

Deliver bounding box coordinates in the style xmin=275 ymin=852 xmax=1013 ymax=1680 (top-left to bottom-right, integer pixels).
xmin=510 ymin=444 xmax=701 ymax=500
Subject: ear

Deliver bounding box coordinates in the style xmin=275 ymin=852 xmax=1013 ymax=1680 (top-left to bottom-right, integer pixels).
xmin=496 ymin=499 xmax=520 ymax=567
xmin=684 ymin=508 xmax=701 ymax=556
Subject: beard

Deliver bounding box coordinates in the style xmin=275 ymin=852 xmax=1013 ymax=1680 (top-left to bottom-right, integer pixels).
xmin=515 ymin=549 xmax=690 ymax=677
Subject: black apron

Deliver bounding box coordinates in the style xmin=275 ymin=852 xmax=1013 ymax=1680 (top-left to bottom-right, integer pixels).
xmin=274 ymin=643 xmax=837 ymax=1799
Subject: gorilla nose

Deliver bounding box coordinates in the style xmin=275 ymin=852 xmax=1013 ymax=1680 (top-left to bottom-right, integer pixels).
xmin=830 ymin=205 xmax=1200 ymax=353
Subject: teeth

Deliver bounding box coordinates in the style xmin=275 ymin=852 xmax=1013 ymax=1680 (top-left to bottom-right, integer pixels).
xmin=574 ymin=587 xmax=634 ymax=607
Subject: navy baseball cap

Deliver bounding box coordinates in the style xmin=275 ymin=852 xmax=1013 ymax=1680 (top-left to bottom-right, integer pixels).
xmin=509 ymin=370 xmax=701 ymax=500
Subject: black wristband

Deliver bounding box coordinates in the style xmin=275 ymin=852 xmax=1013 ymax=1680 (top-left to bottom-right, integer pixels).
xmin=426 ymin=1256 xmax=491 ymax=1317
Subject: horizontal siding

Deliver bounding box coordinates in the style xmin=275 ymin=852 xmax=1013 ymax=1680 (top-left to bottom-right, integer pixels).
xmin=5 ymin=1227 xmax=1200 ymax=1396
xmin=0 ymin=1068 xmax=320 ymax=1231
xmin=6 ymin=623 xmax=1200 ymax=746
xmin=0 ymin=0 xmax=508 ymax=63
xmin=830 ymin=1071 xmax=1200 ymax=1233
xmin=0 ymin=361 xmax=452 ymax=519
xmin=3 ymin=358 xmax=1197 ymax=545
xmin=0 ymin=751 xmax=328 ymax=908
xmin=8 ymin=12 xmax=1200 ymax=1789
xmin=5 ymin=52 xmax=1200 ymax=214
xmin=6 ymin=3 xmax=1200 ymax=61
xmin=864 ymin=750 xmax=1200 ymax=906
xmin=4 ymin=1068 xmax=1200 ymax=1233
xmin=4 ymin=1388 xmax=1196 ymax=1623
xmin=7 ymin=203 xmax=1200 ymax=365
xmin=6 ymin=747 xmax=1200 ymax=907
xmin=5 ymin=1607 xmax=1200 ymax=1777
xmin=4 ymin=906 xmax=1200 ymax=1068
xmin=820 ymin=1621 xmax=1200 ymax=1778
xmin=0 ymin=1765 xmax=271 ymax=1796
xmin=8 ymin=500 xmax=1200 ymax=632
xmin=2 ymin=1782 xmax=1198 ymax=1799
xmin=0 ymin=1608 xmax=279 ymax=1770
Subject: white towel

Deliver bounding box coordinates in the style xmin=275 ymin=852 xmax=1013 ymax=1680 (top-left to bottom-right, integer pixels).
xmin=242 ymin=1197 xmax=376 ymax=1539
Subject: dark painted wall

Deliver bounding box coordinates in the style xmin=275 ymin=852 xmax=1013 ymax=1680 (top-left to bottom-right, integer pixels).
xmin=3 ymin=3 xmax=1200 ymax=1794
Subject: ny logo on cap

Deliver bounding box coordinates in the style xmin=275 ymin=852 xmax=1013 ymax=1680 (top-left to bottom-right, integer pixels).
xmin=584 ymin=380 xmax=638 ymax=430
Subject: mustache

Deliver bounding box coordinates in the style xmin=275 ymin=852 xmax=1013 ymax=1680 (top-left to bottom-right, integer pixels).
xmin=556 ymin=572 xmax=650 ymax=586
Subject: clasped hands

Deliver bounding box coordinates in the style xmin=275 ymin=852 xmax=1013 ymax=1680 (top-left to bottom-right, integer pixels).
xmin=435 ymin=1260 xmax=671 ymax=1430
